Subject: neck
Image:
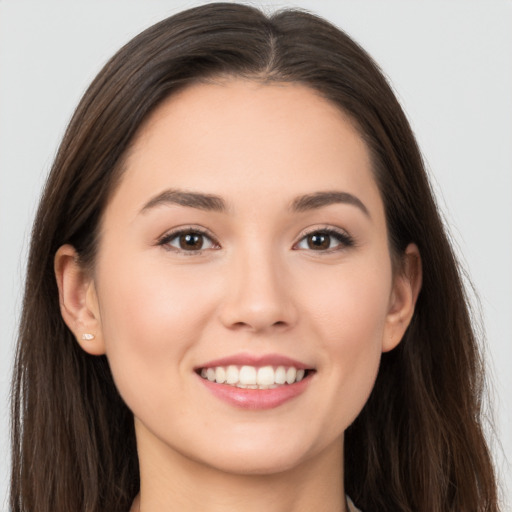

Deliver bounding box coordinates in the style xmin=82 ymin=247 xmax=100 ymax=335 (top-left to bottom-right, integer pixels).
xmin=132 ymin=431 xmax=347 ymax=512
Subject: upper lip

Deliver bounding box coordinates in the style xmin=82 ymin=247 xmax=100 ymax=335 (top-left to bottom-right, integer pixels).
xmin=195 ymin=353 xmax=313 ymax=370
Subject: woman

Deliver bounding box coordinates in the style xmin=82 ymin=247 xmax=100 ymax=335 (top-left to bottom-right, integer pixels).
xmin=10 ymin=3 xmax=499 ymax=511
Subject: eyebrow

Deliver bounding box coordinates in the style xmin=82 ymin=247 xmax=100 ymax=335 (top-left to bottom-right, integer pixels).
xmin=290 ymin=191 xmax=370 ymax=217
xmin=140 ymin=188 xmax=369 ymax=217
xmin=141 ymin=189 xmax=227 ymax=213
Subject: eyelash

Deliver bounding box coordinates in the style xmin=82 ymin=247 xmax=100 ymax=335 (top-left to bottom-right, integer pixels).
xmin=157 ymin=226 xmax=355 ymax=255
xmin=293 ymin=227 xmax=355 ymax=253
xmin=157 ymin=227 xmax=219 ymax=255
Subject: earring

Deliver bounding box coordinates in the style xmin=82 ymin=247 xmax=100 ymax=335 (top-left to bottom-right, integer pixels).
xmin=81 ymin=333 xmax=95 ymax=341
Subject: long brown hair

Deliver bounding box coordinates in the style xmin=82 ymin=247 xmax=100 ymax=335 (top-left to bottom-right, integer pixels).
xmin=11 ymin=3 xmax=499 ymax=511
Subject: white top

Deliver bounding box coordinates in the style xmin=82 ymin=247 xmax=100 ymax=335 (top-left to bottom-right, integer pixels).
xmin=347 ymin=496 xmax=362 ymax=512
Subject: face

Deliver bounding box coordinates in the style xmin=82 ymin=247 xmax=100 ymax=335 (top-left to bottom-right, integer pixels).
xmin=79 ymin=80 xmax=414 ymax=476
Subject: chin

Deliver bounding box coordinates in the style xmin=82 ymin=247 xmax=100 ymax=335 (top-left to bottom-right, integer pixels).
xmin=201 ymin=449 xmax=310 ymax=476
xmin=186 ymin=430 xmax=327 ymax=477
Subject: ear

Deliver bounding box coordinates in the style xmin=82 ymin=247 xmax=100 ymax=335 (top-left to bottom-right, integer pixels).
xmin=54 ymin=244 xmax=106 ymax=355
xmin=382 ymin=243 xmax=422 ymax=352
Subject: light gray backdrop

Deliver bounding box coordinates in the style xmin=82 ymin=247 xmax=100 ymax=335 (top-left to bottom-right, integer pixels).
xmin=1 ymin=1 xmax=511 ymax=509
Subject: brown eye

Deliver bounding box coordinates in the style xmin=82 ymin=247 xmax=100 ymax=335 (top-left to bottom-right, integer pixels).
xmin=306 ymin=233 xmax=330 ymax=250
xmin=160 ymin=229 xmax=217 ymax=253
xmin=179 ymin=232 xmax=204 ymax=250
xmin=295 ymin=229 xmax=355 ymax=252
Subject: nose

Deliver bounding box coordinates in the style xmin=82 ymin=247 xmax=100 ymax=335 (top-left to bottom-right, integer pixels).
xmin=217 ymin=246 xmax=298 ymax=334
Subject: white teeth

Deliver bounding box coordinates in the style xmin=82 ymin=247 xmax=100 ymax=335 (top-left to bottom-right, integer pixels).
xmin=286 ymin=367 xmax=297 ymax=384
xmin=215 ymin=366 xmax=226 ymax=384
xmin=199 ymin=364 xmax=310 ymax=388
xmin=239 ymin=366 xmax=257 ymax=385
xmin=257 ymin=366 xmax=275 ymax=386
xmin=226 ymin=365 xmax=238 ymax=384
xmin=275 ymin=366 xmax=286 ymax=384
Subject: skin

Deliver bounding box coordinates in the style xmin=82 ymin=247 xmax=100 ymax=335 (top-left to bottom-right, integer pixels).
xmin=55 ymin=80 xmax=422 ymax=512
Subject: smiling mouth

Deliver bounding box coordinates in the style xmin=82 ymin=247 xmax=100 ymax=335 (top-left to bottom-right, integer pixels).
xmin=196 ymin=365 xmax=315 ymax=390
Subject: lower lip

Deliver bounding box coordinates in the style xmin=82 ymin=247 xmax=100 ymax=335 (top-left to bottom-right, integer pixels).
xmin=197 ymin=374 xmax=312 ymax=410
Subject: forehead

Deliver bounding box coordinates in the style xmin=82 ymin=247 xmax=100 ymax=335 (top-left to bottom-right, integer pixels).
xmin=108 ymin=79 xmax=383 ymax=221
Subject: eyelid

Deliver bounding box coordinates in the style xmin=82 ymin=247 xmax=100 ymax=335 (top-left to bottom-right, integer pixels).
xmin=157 ymin=225 xmax=220 ymax=254
xmin=155 ymin=224 xmax=355 ymax=254
xmin=293 ymin=225 xmax=355 ymax=251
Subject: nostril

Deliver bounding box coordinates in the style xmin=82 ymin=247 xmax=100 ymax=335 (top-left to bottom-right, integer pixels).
xmin=228 ymin=319 xmax=290 ymax=332
xmin=231 ymin=321 xmax=251 ymax=330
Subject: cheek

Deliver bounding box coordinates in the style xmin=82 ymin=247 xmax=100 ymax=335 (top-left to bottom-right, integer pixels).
xmin=94 ymin=251 xmax=220 ymax=407
xmin=98 ymin=248 xmax=219 ymax=336
xmin=299 ymin=257 xmax=391 ymax=421
xmin=302 ymin=256 xmax=392 ymax=346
